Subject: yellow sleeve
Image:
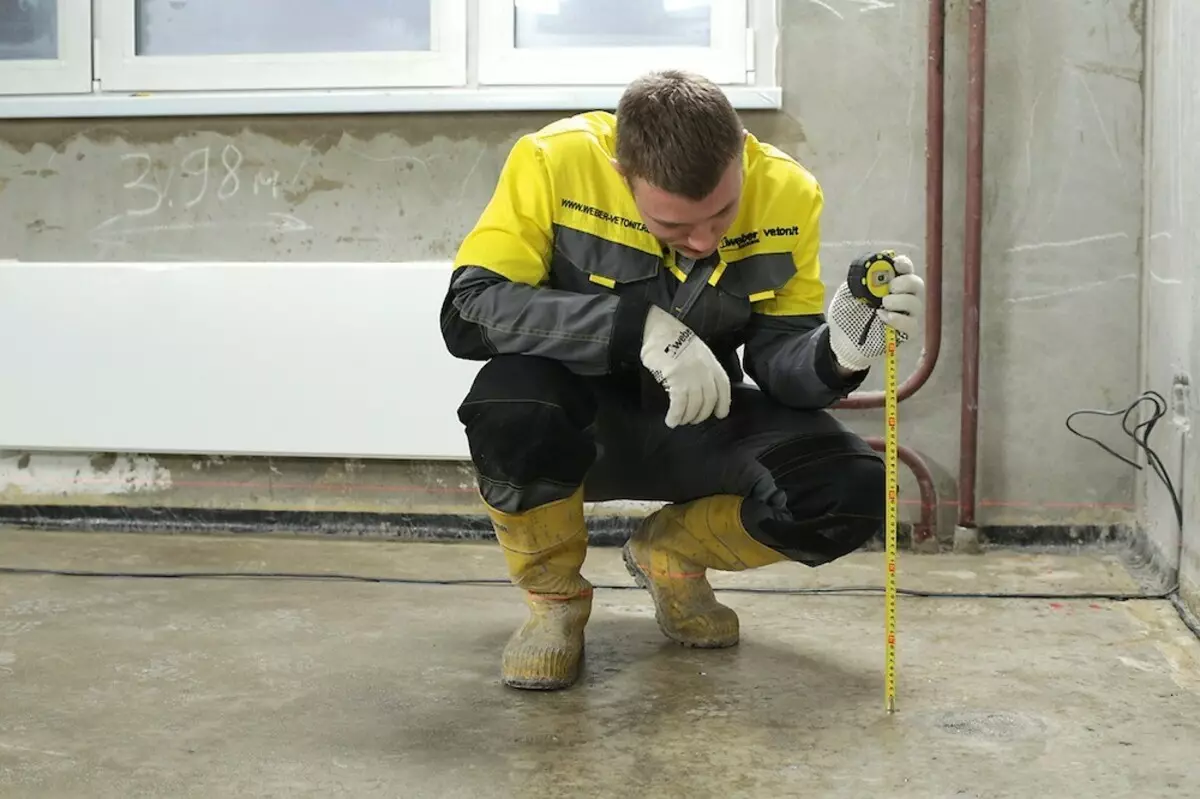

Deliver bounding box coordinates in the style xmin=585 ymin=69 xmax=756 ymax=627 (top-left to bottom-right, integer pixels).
xmin=741 ymin=177 xmax=862 ymax=409
xmin=753 ymin=174 xmax=827 ymax=317
xmin=453 ymin=133 xmax=554 ymax=286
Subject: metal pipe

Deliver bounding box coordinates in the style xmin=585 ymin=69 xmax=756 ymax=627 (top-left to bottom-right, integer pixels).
xmin=867 ymin=437 xmax=938 ymax=546
xmin=958 ymin=0 xmax=986 ymax=531
xmin=842 ymin=0 xmax=947 ymax=548
xmin=836 ymin=0 xmax=945 ymax=411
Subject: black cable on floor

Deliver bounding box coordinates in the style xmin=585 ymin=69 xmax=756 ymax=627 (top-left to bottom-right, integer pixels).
xmin=0 ymin=564 xmax=1177 ymax=600
xmin=6 ymin=566 xmax=1194 ymax=638
xmin=5 ymin=561 xmax=1197 ymax=641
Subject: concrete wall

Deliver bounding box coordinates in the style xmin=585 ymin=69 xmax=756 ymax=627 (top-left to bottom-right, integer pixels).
xmin=0 ymin=0 xmax=1148 ymax=539
xmin=1142 ymin=0 xmax=1198 ymax=611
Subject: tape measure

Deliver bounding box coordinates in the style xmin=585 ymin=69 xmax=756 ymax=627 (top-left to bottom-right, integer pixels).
xmin=847 ymin=250 xmax=898 ymax=308
xmin=884 ymin=321 xmax=898 ymax=713
xmin=848 ymin=250 xmax=900 ymax=713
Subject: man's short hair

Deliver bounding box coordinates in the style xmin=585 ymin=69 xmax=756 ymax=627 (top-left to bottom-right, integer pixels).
xmin=615 ymin=69 xmax=744 ymax=200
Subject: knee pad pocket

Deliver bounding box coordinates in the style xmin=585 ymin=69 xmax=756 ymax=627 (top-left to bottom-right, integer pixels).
xmin=459 ymin=398 xmax=596 ymax=491
xmin=460 ymin=355 xmax=597 ymax=430
xmin=750 ymin=434 xmax=886 ymax=566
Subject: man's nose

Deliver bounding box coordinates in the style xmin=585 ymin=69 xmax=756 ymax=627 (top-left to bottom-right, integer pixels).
xmin=685 ymin=225 xmax=721 ymax=254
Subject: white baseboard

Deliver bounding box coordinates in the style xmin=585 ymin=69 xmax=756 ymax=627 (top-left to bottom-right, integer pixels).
xmin=0 ymin=261 xmax=485 ymax=460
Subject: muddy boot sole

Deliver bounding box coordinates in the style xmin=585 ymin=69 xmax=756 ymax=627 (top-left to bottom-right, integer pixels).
xmin=501 ymin=641 xmax=585 ymax=691
xmin=502 ymin=669 xmax=581 ymax=691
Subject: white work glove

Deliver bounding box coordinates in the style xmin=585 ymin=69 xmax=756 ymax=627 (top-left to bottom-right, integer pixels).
xmin=827 ymin=254 xmax=924 ymax=372
xmin=640 ymin=304 xmax=731 ymax=428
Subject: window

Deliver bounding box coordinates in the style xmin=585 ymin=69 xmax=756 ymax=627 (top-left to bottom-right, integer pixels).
xmin=0 ymin=0 xmax=779 ymax=116
xmin=96 ymin=0 xmax=468 ymax=91
xmin=478 ymin=0 xmax=752 ymax=86
xmin=0 ymin=0 xmax=92 ymax=94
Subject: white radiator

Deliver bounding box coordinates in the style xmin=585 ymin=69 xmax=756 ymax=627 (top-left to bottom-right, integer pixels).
xmin=0 ymin=261 xmax=487 ymax=460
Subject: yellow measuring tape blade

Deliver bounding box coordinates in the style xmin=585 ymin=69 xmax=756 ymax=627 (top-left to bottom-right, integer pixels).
xmin=884 ymin=326 xmax=899 ymax=713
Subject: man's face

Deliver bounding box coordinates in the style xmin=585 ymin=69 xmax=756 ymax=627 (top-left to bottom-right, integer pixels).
xmin=623 ymin=156 xmax=744 ymax=261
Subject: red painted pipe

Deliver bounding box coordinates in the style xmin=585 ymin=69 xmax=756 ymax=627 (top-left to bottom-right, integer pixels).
xmin=867 ymin=437 xmax=937 ymax=545
xmin=840 ymin=0 xmax=947 ymax=548
xmin=958 ymin=0 xmax=986 ymax=530
xmin=836 ymin=0 xmax=945 ymax=411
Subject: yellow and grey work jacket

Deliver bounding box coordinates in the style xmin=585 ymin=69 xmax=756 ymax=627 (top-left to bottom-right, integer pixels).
xmin=440 ymin=111 xmax=867 ymax=410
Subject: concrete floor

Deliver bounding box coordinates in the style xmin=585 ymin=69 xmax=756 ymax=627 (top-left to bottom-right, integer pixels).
xmin=1 ymin=529 xmax=1198 ymax=798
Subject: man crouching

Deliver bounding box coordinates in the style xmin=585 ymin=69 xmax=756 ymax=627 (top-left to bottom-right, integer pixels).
xmin=440 ymin=69 xmax=924 ymax=690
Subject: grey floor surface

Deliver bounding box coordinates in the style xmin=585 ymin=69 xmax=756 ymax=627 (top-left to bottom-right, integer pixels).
xmin=1 ymin=528 xmax=1199 ymax=798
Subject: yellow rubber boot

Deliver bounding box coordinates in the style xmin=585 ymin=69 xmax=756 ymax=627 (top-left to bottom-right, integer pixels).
xmin=484 ymin=487 xmax=592 ymax=690
xmin=622 ymin=494 xmax=785 ymax=648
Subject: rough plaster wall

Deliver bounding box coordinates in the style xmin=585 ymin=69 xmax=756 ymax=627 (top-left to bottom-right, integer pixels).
xmin=0 ymin=0 xmax=1146 ymax=535
xmin=971 ymin=0 xmax=1144 ymax=528
xmin=1142 ymin=0 xmax=1198 ymax=611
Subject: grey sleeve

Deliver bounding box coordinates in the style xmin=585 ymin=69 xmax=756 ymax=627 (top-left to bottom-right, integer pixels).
xmin=440 ymin=266 xmax=651 ymax=375
xmin=742 ymin=313 xmax=869 ymax=409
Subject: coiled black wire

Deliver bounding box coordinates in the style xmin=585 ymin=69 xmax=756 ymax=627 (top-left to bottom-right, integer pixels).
xmin=1065 ymin=389 xmax=1183 ymax=529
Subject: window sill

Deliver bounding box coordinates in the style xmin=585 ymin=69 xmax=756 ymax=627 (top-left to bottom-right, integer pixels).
xmin=0 ymin=84 xmax=783 ymax=119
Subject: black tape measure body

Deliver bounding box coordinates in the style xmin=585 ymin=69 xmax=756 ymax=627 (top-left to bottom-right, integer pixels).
xmin=847 ymin=250 xmax=898 ymax=308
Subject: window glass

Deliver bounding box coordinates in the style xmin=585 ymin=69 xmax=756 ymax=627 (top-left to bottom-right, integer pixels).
xmin=135 ymin=0 xmax=432 ymax=56
xmin=0 ymin=0 xmax=57 ymax=60
xmin=514 ymin=0 xmax=711 ymax=49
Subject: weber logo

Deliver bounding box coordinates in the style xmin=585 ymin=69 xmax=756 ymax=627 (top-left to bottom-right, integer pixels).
xmin=720 ymin=230 xmax=760 ymax=250
xmin=663 ymin=328 xmax=694 ymax=357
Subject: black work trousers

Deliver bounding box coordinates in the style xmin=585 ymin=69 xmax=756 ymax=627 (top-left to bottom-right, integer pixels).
xmin=456 ymin=355 xmax=885 ymax=567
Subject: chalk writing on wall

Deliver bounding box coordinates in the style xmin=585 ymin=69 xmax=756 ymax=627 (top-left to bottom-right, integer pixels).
xmin=92 ymin=139 xmax=310 ymax=256
xmin=117 ymin=143 xmax=283 ymax=216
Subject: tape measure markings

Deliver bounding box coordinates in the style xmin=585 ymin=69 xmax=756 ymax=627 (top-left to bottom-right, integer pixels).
xmin=885 ymin=325 xmax=898 ymax=714
xmin=845 ymin=248 xmax=901 ymax=713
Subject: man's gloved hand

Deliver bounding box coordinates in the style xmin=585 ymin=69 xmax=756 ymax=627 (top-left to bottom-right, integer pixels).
xmin=827 ymin=254 xmax=925 ymax=373
xmin=640 ymin=304 xmax=731 ymax=428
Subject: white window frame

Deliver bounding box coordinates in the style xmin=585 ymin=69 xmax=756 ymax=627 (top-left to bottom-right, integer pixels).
xmin=94 ymin=0 xmax=468 ymax=92
xmin=477 ymin=0 xmax=752 ymax=86
xmin=0 ymin=0 xmax=780 ymax=116
xmin=0 ymin=0 xmax=93 ymax=96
